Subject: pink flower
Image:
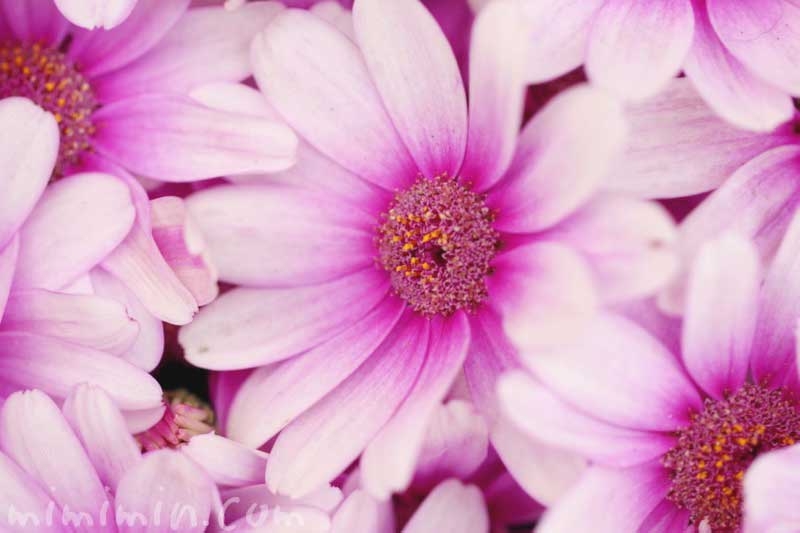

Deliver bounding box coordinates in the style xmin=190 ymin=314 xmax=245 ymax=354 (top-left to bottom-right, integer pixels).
xmin=500 ymin=228 xmax=800 ymax=531
xmin=53 ymin=0 xmax=137 ymax=30
xmin=0 ymin=386 xmax=218 ymax=531
xmin=742 ymin=444 xmax=800 ymax=532
xmin=180 ymin=0 xmax=675 ymax=500
xmin=331 ymin=400 xmax=542 ymax=533
xmin=0 ymin=0 xmax=296 ymax=182
xmin=524 ymin=0 xmax=799 ymax=131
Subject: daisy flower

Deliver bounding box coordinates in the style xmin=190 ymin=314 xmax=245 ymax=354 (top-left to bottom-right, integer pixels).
xmin=180 ymin=0 xmax=675 ymax=500
xmin=523 ymin=0 xmax=800 ymax=131
xmin=500 ymin=227 xmax=800 ymax=531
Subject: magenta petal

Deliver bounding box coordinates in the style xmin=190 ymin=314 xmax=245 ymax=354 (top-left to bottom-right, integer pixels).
xmin=361 ymin=313 xmax=471 ymax=499
xmin=266 ymin=314 xmax=429 ymax=498
xmin=586 ymin=0 xmax=694 ymax=99
xmin=62 ymin=383 xmax=142 ymax=491
xmin=537 ymin=462 xmax=673 ymax=533
xmin=0 ymin=98 xmax=59 ymax=249
xmin=682 ymin=235 xmax=759 ymax=399
xmin=183 ymin=434 xmax=268 ymax=488
xmin=13 ymin=173 xmax=136 ymax=291
xmin=499 ymin=371 xmax=675 ymax=468
xmin=181 ymin=268 xmax=390 ymax=371
xmin=93 ymin=95 xmax=298 ymax=182
xmin=225 ymin=296 xmax=404 ymax=447
xmin=524 ymin=314 xmax=702 ymax=431
xmin=1 ymin=289 xmax=139 ymax=356
xmin=68 ymin=0 xmax=190 ymax=77
xmin=250 ymin=9 xmax=417 ymax=190
xmin=353 ymin=0 xmax=468 ymax=178
xmin=0 ymin=0 xmax=69 ymax=47
xmin=0 ymin=236 xmax=18 ymax=322
xmin=0 ymin=451 xmax=62 ymax=532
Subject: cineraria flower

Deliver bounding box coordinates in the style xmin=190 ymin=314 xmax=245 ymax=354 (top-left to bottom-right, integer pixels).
xmin=53 ymin=0 xmax=137 ymax=30
xmin=523 ymin=0 xmax=800 ymax=131
xmin=330 ymin=400 xmax=542 ymax=533
xmin=605 ymin=78 xmax=800 ymax=312
xmin=180 ymin=0 xmax=676 ymax=500
xmin=0 ymin=0 xmax=296 ymax=182
xmin=500 ymin=229 xmax=800 ymax=531
xmin=0 ymin=386 xmax=217 ymax=531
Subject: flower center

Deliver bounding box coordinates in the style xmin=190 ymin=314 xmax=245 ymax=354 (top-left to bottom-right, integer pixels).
xmin=0 ymin=41 xmax=98 ymax=177
xmin=376 ymin=175 xmax=499 ymax=317
xmin=663 ymin=383 xmax=800 ymax=531
xmin=135 ymin=389 xmax=215 ymax=452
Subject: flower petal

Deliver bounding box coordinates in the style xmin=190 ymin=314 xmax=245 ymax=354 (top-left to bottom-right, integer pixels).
xmin=0 ymin=332 xmax=163 ymax=410
xmin=225 ymin=296 xmax=404 ymax=447
xmin=0 ymin=450 xmax=61 ymax=532
xmin=1 ymin=289 xmax=139 ymax=356
xmin=54 ymin=0 xmax=136 ymax=29
xmin=181 ymin=268 xmax=389 ymax=371
xmin=361 ymin=313 xmax=471 ymax=499
xmin=402 ymin=480 xmax=489 ymax=533
xmin=62 ymin=383 xmax=142 ymax=491
xmin=331 ymin=490 xmax=394 ymax=533
xmin=522 ymin=313 xmax=702 ymax=431
xmin=250 ymin=8 xmax=417 ymax=190
xmin=0 ymin=236 xmax=18 ymax=322
xmin=353 ymin=0 xmax=468 ymax=178
xmin=13 ymin=173 xmax=136 ymax=291
xmin=491 ymin=85 xmax=626 ymax=233
xmin=0 ymin=0 xmax=69 ymax=46
xmin=182 ymin=434 xmax=268 ymax=488
xmin=266 ymin=313 xmax=429 ymax=498
xmin=743 ymin=445 xmax=800 ymax=533
xmin=186 ymin=184 xmax=374 ymax=287
xmin=684 ymin=4 xmax=793 ymax=132
xmin=92 ymin=95 xmax=298 ymax=182
xmin=682 ymin=235 xmax=759 ymax=399
xmin=586 ymin=0 xmax=694 ymax=99
xmin=0 ymin=98 xmax=59 ymax=249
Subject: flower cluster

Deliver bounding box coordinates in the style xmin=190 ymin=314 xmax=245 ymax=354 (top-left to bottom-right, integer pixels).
xmin=1 ymin=0 xmax=799 ymax=532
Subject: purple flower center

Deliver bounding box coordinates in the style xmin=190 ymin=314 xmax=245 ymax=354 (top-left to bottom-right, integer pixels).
xmin=376 ymin=175 xmax=499 ymax=317
xmin=0 ymin=41 xmax=98 ymax=177
xmin=663 ymin=383 xmax=800 ymax=531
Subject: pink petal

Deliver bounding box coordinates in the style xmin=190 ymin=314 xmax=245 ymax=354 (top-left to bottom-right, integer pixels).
xmin=185 ymin=184 xmax=374 ymax=287
xmin=682 ymin=235 xmax=759 ymax=399
xmin=461 ymin=0 xmax=528 ymax=190
xmin=743 ymin=445 xmax=800 ymax=533
xmin=68 ymin=0 xmax=190 ymax=77
xmin=92 ymin=2 xmax=285 ymax=98
xmin=225 ymin=296 xmax=404 ymax=447
xmin=0 ymin=450 xmax=63 ymax=532
xmin=1 ymin=289 xmax=139 ymax=355
xmin=182 ymin=434 xmax=268 ymax=488
xmin=13 ymin=173 xmax=136 ymax=291
xmin=684 ymin=4 xmax=793 ymax=132
xmin=208 ymin=370 xmax=250 ymax=432
xmin=266 ymin=315 xmax=429 ymax=498
xmin=709 ymin=0 xmax=800 ymax=94
xmin=89 ymin=268 xmax=165 ymax=372
xmin=0 ymin=332 xmax=163 ymax=410
xmin=522 ymin=313 xmax=702 ymax=431
xmin=93 ymin=95 xmax=297 ymax=182
xmin=537 ymin=462 xmax=672 ymax=533
xmin=543 ymin=195 xmax=678 ymax=303
xmin=150 ymin=196 xmax=218 ymax=306
xmin=521 ymin=0 xmax=603 ymax=83
xmin=353 ymin=0 xmax=468 ymax=178
xmin=609 ymin=78 xmax=792 ymax=198
xmin=0 ymin=0 xmax=69 ymax=46
xmin=250 ymin=9 xmax=417 ymax=190
xmin=586 ymin=0 xmax=694 ymax=99
xmin=62 ymin=383 xmax=142 ymax=491
xmin=331 ymin=490 xmax=395 ymax=533
xmin=488 ymin=242 xmax=597 ymax=353
xmin=0 ymin=390 xmax=109 ymax=530
xmin=0 ymin=98 xmax=59 ymax=249
xmin=752 ymin=209 xmax=800 ymax=386
xmin=499 ymin=371 xmax=675 ymax=468
xmin=180 ymin=268 xmax=389 ymax=371
xmin=411 ymin=400 xmax=490 ymax=493
xmin=402 ymin=480 xmax=489 ymax=533
xmin=491 ymin=85 xmax=626 ymax=233
xmin=54 ymin=0 xmax=136 ymax=29
xmin=0 ymin=236 xmax=18 ymax=322
xmin=115 ymin=450 xmax=215 ymax=533
xmin=361 ymin=313 xmax=471 ymax=499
